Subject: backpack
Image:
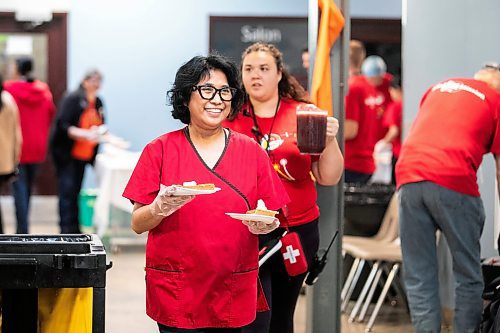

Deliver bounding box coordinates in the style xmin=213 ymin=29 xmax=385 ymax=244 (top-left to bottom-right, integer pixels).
xmin=481 ymin=275 xmax=500 ymax=333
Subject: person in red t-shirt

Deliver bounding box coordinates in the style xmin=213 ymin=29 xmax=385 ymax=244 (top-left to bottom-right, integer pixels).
xmin=345 ymin=55 xmax=393 ymax=184
xmin=361 ymin=55 xmax=393 ymax=142
xmin=344 ymin=42 xmax=379 ymax=183
xmin=344 ymin=76 xmax=378 ymax=182
xmin=396 ymin=64 xmax=500 ymax=333
xmin=376 ymin=76 xmax=403 ymax=184
xmin=225 ymin=42 xmax=343 ymax=333
xmin=4 ymin=57 xmax=55 ymax=234
xmin=349 ymin=40 xmax=366 ymax=78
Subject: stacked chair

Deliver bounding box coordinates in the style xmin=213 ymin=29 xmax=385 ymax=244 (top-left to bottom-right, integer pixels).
xmin=341 ymin=193 xmax=407 ymax=332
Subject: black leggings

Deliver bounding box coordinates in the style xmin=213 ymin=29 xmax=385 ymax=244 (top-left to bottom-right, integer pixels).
xmin=158 ymin=324 xmax=241 ymax=333
xmin=242 ymin=219 xmax=320 ymax=333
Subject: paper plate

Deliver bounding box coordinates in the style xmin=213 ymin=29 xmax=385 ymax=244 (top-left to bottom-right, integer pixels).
xmin=225 ymin=213 xmax=276 ymax=224
xmin=171 ymin=186 xmax=221 ymax=196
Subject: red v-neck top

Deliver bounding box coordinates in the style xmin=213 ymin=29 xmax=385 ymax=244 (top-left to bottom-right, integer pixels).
xmin=123 ymin=128 xmax=289 ymax=328
xmin=397 ymin=78 xmax=500 ymax=196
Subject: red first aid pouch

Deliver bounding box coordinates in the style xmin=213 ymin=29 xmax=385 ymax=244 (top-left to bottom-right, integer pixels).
xmin=280 ymin=232 xmax=308 ymax=276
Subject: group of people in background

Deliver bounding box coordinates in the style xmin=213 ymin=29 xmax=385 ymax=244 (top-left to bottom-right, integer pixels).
xmin=0 ymin=57 xmax=104 ymax=235
xmin=344 ymin=39 xmax=401 ymax=184
xmin=343 ymin=39 xmax=500 ymax=333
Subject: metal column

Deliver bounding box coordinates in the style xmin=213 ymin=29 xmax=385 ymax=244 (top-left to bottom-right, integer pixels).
xmin=306 ymin=0 xmax=349 ymax=332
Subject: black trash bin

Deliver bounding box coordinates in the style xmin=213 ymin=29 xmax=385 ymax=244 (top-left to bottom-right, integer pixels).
xmin=0 ymin=234 xmax=110 ymax=333
xmin=344 ymin=183 xmax=395 ymax=237
xmin=343 ymin=183 xmax=395 ymax=300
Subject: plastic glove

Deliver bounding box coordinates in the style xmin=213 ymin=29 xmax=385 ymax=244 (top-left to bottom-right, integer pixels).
xmin=95 ymin=125 xmax=108 ymax=135
xmin=326 ymin=116 xmax=340 ymax=138
xmin=243 ymin=218 xmax=280 ymax=235
xmin=85 ymin=128 xmax=101 ymax=142
xmin=374 ymin=139 xmax=391 ymax=153
xmin=68 ymin=126 xmax=100 ymax=142
xmin=150 ymin=185 xmax=194 ymax=217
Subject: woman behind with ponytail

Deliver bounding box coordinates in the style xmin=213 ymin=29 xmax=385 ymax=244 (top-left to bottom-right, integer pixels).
xmin=224 ymin=42 xmax=344 ymax=333
xmin=4 ymin=56 xmax=55 ymax=234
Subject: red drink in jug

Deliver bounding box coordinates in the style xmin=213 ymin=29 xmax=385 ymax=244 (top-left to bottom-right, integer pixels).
xmin=296 ymin=107 xmax=327 ymax=155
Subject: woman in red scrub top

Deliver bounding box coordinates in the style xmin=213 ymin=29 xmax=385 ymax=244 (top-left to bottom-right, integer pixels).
xmin=123 ymin=54 xmax=289 ymax=333
xmin=225 ymin=43 xmax=344 ymax=333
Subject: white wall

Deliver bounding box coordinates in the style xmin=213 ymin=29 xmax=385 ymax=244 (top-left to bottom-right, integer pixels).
xmin=68 ymin=0 xmax=308 ymax=151
xmin=351 ymin=0 xmax=401 ymax=18
xmin=403 ymin=0 xmax=500 ymax=257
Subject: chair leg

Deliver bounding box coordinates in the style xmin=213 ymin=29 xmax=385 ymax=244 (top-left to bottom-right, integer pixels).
xmin=381 ymin=264 xmax=400 ymax=305
xmin=365 ymin=263 xmax=400 ymax=332
xmin=358 ymin=264 xmax=383 ymax=322
xmin=349 ymin=261 xmax=380 ymax=322
xmin=341 ymin=259 xmax=365 ymax=312
xmin=341 ymin=257 xmax=360 ymax=302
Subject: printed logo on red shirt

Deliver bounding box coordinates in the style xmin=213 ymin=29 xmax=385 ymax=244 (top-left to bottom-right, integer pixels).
xmin=431 ymin=80 xmax=486 ymax=100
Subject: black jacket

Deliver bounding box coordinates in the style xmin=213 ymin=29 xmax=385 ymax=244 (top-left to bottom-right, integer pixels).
xmin=50 ymin=87 xmax=104 ymax=165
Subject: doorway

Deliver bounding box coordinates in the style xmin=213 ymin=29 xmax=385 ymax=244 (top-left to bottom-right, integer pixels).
xmin=351 ymin=18 xmax=402 ymax=78
xmin=0 ymin=12 xmax=67 ymax=195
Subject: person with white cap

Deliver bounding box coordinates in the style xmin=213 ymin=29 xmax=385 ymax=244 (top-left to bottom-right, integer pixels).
xmin=361 ymin=55 xmax=394 ymax=142
xmin=344 ymin=52 xmax=392 ymax=183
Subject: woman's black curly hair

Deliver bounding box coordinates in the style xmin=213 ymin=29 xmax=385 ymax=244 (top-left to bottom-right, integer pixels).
xmin=168 ymin=54 xmax=244 ymax=124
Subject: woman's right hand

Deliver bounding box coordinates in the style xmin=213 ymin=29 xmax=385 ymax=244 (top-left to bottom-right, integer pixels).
xmin=149 ymin=193 xmax=194 ymax=217
xmin=67 ymin=126 xmax=100 ymax=142
xmin=131 ymin=186 xmax=194 ymax=234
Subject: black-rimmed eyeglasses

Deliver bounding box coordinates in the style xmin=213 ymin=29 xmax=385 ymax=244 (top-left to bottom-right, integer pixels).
xmin=192 ymin=85 xmax=237 ymax=101
xmin=484 ymin=62 xmax=500 ymax=71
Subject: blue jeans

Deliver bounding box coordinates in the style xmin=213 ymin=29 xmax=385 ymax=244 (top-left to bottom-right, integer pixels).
xmin=399 ymin=181 xmax=485 ymax=333
xmin=55 ymin=159 xmax=86 ymax=234
xmin=12 ymin=164 xmax=39 ymax=234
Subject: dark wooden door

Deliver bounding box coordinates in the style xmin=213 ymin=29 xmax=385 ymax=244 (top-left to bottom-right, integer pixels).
xmin=0 ymin=12 xmax=67 ymax=195
xmin=351 ymin=18 xmax=402 ymax=77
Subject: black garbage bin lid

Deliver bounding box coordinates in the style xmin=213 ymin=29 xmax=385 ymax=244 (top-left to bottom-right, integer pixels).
xmin=0 ymin=234 xmax=93 ymax=254
xmin=344 ymin=183 xmax=395 ymax=205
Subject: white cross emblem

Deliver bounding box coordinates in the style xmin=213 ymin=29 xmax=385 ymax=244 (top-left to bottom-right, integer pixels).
xmin=283 ymin=245 xmax=301 ymax=264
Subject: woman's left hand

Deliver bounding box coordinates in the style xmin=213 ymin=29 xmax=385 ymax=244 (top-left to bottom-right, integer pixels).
xmin=326 ymin=116 xmax=339 ymax=139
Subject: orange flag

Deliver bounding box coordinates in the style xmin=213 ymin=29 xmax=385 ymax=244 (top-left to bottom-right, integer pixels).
xmin=310 ymin=0 xmax=345 ymax=116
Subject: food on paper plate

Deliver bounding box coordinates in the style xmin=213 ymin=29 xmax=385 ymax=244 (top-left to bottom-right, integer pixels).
xmin=178 ymin=181 xmax=215 ymax=191
xmin=246 ymin=199 xmax=278 ymax=217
